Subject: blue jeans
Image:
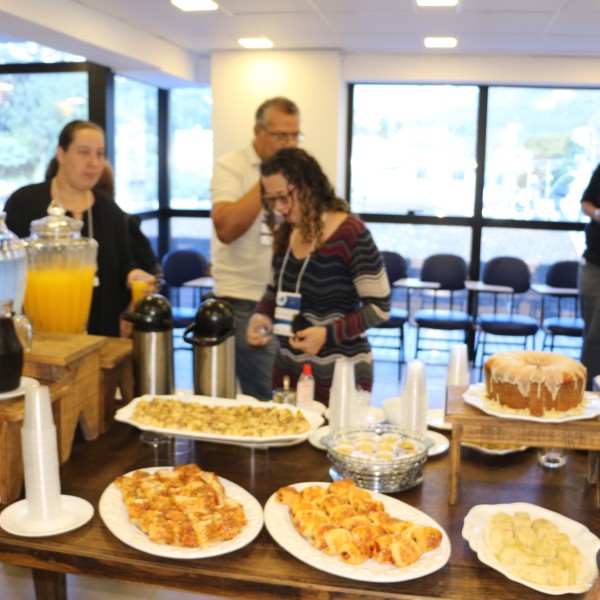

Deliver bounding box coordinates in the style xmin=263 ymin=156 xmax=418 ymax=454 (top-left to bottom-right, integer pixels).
xmin=579 ymin=261 xmax=600 ymax=389
xmin=229 ymin=299 xmax=277 ymax=400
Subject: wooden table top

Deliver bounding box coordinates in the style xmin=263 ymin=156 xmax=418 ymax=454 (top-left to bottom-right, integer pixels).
xmin=0 ymin=394 xmax=599 ymax=600
xmin=446 ymin=388 xmax=600 ymax=449
xmin=25 ymin=333 xmax=106 ymax=366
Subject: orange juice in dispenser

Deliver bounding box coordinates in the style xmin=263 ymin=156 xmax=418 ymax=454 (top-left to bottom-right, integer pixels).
xmin=24 ymin=206 xmax=98 ymax=334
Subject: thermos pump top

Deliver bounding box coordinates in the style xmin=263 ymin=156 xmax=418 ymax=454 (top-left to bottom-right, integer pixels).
xmin=125 ymin=294 xmax=173 ymax=332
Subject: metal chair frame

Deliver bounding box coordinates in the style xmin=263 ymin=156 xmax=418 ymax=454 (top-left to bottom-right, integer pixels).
xmin=368 ymin=251 xmax=409 ymax=378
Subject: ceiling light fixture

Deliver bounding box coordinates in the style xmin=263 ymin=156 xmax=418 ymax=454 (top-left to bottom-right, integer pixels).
xmin=170 ymin=0 xmax=218 ymax=12
xmin=424 ymin=36 xmax=458 ymax=49
xmin=238 ymin=37 xmax=273 ymax=49
xmin=416 ymin=0 xmax=459 ymax=7
xmin=0 ymin=82 xmax=15 ymax=92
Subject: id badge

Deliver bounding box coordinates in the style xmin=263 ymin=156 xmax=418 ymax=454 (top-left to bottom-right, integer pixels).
xmin=273 ymin=291 xmax=301 ymax=337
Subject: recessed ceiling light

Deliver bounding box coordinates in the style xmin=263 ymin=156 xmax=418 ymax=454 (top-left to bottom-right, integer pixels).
xmin=238 ymin=37 xmax=274 ymax=49
xmin=170 ymin=0 xmax=218 ymax=12
xmin=416 ymin=0 xmax=459 ymax=7
xmin=0 ymin=82 xmax=14 ymax=92
xmin=424 ymin=36 xmax=458 ymax=49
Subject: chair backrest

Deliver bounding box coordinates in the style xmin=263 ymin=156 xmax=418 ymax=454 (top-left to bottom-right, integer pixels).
xmin=420 ymin=254 xmax=467 ymax=291
xmin=381 ymin=251 xmax=407 ymax=285
xmin=482 ymin=256 xmax=531 ymax=293
xmin=161 ymin=249 xmax=208 ymax=288
xmin=545 ymin=260 xmax=579 ymax=289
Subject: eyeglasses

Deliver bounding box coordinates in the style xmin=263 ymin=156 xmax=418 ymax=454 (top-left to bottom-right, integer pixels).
xmin=260 ymin=128 xmax=304 ymax=143
xmin=262 ymin=187 xmax=295 ymax=206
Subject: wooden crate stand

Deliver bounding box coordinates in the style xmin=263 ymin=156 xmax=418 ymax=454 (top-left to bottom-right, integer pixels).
xmin=23 ymin=333 xmax=106 ymax=463
xmin=99 ymin=337 xmax=134 ymax=433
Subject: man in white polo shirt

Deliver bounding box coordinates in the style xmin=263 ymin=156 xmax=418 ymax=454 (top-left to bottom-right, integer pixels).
xmin=210 ymin=97 xmax=302 ymax=399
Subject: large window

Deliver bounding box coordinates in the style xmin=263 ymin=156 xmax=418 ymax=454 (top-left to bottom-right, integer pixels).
xmin=349 ymin=83 xmax=595 ymax=290
xmin=169 ymin=217 xmax=212 ymax=260
xmin=0 ymin=40 xmax=84 ymax=64
xmin=114 ymin=75 xmax=159 ymax=213
xmin=484 ymin=87 xmax=600 ymax=223
xmin=368 ymin=223 xmax=472 ymax=276
xmin=351 ymin=84 xmax=479 ymax=217
xmin=169 ymin=86 xmax=212 ymax=210
xmin=0 ymin=71 xmax=88 ymax=207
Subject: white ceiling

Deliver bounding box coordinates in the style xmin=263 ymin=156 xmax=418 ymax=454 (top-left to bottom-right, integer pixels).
xmin=2 ymin=0 xmax=600 ymax=86
xmin=64 ymin=0 xmax=600 ymax=57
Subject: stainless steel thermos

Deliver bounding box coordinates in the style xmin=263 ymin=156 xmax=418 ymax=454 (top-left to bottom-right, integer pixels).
xmin=183 ymin=298 xmax=236 ymax=399
xmin=124 ymin=294 xmax=175 ymax=396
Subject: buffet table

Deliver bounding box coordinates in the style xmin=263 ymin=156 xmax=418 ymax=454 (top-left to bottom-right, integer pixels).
xmin=0 ymin=387 xmax=599 ymax=600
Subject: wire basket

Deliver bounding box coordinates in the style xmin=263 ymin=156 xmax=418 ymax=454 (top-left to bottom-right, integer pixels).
xmin=322 ymin=424 xmax=433 ymax=493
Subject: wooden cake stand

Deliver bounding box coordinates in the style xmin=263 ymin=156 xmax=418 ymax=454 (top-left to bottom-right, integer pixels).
xmin=445 ymin=385 xmax=600 ymax=505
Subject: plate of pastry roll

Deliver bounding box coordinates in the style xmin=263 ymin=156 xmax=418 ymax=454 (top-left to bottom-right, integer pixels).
xmin=264 ymin=479 xmax=451 ymax=582
xmin=462 ymin=502 xmax=600 ymax=594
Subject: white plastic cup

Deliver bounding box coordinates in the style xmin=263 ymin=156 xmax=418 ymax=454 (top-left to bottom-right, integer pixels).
xmin=329 ymin=358 xmax=357 ymax=431
xmin=400 ymin=359 xmax=428 ymax=434
xmin=21 ymin=423 xmax=62 ymax=522
xmin=23 ymin=382 xmax=54 ymax=432
xmin=446 ymin=343 xmax=470 ymax=387
xmin=537 ymin=448 xmax=567 ymax=469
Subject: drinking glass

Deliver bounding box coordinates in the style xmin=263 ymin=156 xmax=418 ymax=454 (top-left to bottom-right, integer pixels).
xmin=537 ymin=448 xmax=566 ymax=469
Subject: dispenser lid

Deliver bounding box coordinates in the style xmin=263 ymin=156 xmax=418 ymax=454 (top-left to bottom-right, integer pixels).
xmin=29 ymin=204 xmax=84 ymax=239
xmin=124 ymin=294 xmax=173 ymax=331
xmin=184 ymin=298 xmax=235 ymax=346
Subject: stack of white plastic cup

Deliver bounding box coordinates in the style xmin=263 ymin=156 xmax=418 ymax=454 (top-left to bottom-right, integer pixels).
xmin=446 ymin=343 xmax=470 ymax=387
xmin=444 ymin=343 xmax=470 ymax=421
xmin=400 ymin=359 xmax=428 ymax=434
xmin=21 ymin=382 xmax=62 ymax=522
xmin=328 ymin=357 xmax=357 ymax=431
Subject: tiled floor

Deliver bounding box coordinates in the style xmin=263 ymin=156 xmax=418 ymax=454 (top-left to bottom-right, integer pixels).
xmin=2 ymin=325 xmax=570 ymax=599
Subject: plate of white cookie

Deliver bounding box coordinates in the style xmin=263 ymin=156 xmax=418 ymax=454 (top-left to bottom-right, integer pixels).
xmin=462 ymin=502 xmax=600 ymax=595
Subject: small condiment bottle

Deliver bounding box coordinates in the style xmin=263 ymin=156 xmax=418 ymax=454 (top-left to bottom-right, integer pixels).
xmin=296 ymin=363 xmax=315 ymax=410
xmin=282 ymin=375 xmax=296 ymax=405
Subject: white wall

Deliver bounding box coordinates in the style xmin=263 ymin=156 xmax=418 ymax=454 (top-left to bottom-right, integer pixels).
xmin=211 ymin=51 xmax=346 ymax=193
xmin=343 ymin=53 xmax=600 ymax=87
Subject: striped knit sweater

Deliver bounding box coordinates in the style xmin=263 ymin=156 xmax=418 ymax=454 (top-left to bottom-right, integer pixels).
xmin=255 ymin=214 xmax=391 ymax=404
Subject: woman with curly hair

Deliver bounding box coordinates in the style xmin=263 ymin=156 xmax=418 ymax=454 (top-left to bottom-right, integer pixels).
xmin=247 ymin=147 xmax=390 ymax=403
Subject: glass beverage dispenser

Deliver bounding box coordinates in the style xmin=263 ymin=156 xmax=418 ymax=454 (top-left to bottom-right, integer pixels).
xmin=0 ymin=212 xmax=27 ymax=313
xmin=24 ymin=206 xmax=98 ymax=334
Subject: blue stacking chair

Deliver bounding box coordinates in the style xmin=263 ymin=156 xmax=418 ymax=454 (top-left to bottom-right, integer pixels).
xmin=474 ymin=256 xmax=539 ymax=366
xmin=161 ymin=249 xmax=209 ymax=329
xmin=412 ymin=254 xmax=472 ymax=359
xmin=540 ymin=260 xmax=583 ymax=352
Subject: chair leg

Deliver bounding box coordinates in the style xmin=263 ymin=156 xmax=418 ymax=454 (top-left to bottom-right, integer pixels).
xmin=398 ymin=327 xmax=404 ymax=380
xmin=400 ymin=326 xmax=405 ymax=364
